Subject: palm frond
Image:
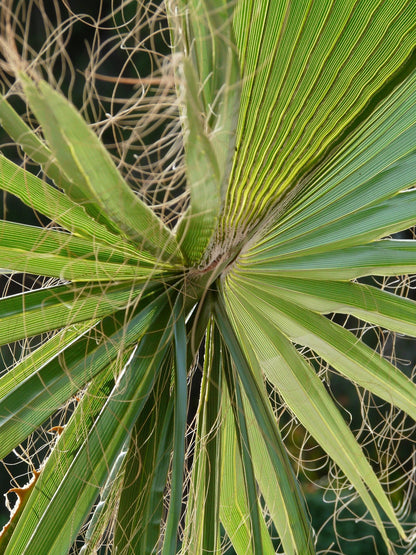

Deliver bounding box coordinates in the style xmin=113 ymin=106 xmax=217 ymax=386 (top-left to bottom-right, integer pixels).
xmin=0 ymin=1 xmax=415 ymax=553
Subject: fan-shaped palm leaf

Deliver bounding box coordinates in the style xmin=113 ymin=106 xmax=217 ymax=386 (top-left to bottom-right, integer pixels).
xmin=0 ymin=1 xmax=416 ymax=553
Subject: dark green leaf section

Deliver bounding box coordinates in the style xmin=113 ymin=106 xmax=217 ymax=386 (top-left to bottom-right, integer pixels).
xmin=0 ymin=281 xmax=146 ymax=345
xmin=219 ymin=389 xmax=275 ymax=555
xmin=0 ymin=288 xmax=163 ymax=460
xmin=0 ymin=362 xmax=115 ymax=554
xmin=200 ymin=325 xmax=222 ymax=553
xmin=162 ymin=297 xmax=187 ymax=555
xmin=4 ymin=298 xmax=175 ymax=555
xmin=79 ymin=439 xmax=128 ymax=554
xmin=114 ymin=370 xmax=173 ymax=555
xmin=222 ymin=346 xmax=264 ymax=554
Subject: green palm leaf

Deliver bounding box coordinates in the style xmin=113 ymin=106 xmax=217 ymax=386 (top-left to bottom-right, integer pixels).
xmin=1 ymin=1 xmax=416 ymax=554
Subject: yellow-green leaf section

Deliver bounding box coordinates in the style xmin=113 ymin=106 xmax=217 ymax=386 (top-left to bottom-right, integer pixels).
xmin=225 ymin=0 xmax=416 ymax=233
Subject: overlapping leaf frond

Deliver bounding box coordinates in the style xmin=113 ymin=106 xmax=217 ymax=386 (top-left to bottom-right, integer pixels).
xmin=0 ymin=1 xmax=415 ymax=554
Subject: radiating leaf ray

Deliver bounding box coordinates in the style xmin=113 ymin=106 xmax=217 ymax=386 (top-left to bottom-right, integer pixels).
xmin=219 ymin=386 xmax=275 ymax=555
xmin=0 ymin=220 xmax=149 ymax=266
xmin=0 ymin=94 xmax=78 ymax=198
xmin=79 ymin=438 xmax=128 ymax=555
xmin=114 ymin=368 xmax=174 ymax=555
xmin=0 ymin=248 xmax=151 ymax=282
xmin=0 ymin=154 xmax=145 ymax=255
xmin=1 ymin=361 xmax=116 ymax=555
xmin=0 ymin=320 xmax=94 ymax=394
xmin=0 ymin=289 xmax=164 ymax=460
xmin=240 ymin=239 xmax=416 ymax=280
xmin=233 ymin=275 xmax=416 ymax=337
xmin=214 ymin=294 xmax=314 ymax=555
xmin=173 ymin=0 xmax=240 ymax=264
xmin=222 ymin=345 xmax=264 ymax=554
xmin=162 ymin=296 xmax=187 ymax=555
xmin=0 ymin=282 xmax=156 ymax=346
xmin=180 ymin=322 xmax=222 ymax=554
xmin=254 ymin=190 xmax=416 ymax=259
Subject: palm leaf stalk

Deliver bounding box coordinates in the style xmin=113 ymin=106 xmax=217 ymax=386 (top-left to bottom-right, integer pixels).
xmin=0 ymin=0 xmax=416 ymax=553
